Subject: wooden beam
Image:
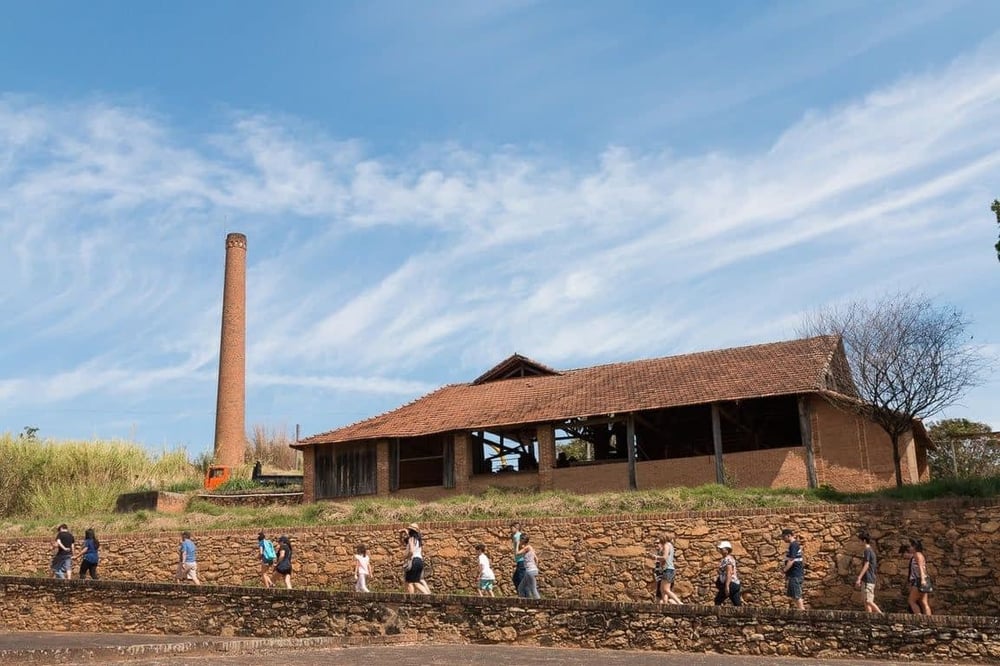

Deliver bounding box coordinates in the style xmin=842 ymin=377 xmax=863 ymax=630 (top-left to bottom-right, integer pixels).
xmin=711 ymin=403 xmax=725 ymax=485
xmin=798 ymin=396 xmax=818 ymax=489
xmin=626 ymin=413 xmax=638 ymax=491
xmin=716 ymin=404 xmax=755 ymax=437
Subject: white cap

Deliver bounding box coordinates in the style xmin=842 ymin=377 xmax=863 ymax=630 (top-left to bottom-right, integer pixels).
xmin=717 ymin=540 xmax=733 ymax=550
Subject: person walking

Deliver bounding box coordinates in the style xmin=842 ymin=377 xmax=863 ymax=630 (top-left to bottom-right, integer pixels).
xmin=855 ymin=530 xmax=882 ymax=613
xmin=510 ymin=521 xmax=525 ymax=594
xmin=714 ymin=540 xmax=742 ymax=606
xmin=403 ymin=523 xmax=431 ymax=595
xmin=656 ymin=533 xmax=682 ymax=605
xmin=354 ymin=544 xmax=371 ymax=593
xmin=904 ymin=538 xmax=932 ymax=615
xmin=516 ymin=534 xmax=540 ymax=599
xmin=475 ymin=544 xmax=496 ymax=597
xmin=175 ymin=531 xmax=201 ymax=585
xmin=780 ymin=528 xmax=805 ymax=610
xmin=78 ymin=528 xmax=100 ymax=580
xmin=258 ymin=532 xmax=276 ymax=588
xmin=51 ymin=524 xmax=75 ymax=580
xmin=275 ymin=535 xmax=293 ymax=589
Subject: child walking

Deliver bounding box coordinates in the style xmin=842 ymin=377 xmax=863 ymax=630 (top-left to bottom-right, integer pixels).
xmin=258 ymin=532 xmax=276 ymax=588
xmin=475 ymin=544 xmax=496 ymax=597
xmin=354 ymin=544 xmax=371 ymax=593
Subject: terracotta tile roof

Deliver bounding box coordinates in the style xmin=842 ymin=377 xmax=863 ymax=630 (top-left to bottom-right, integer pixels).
xmin=299 ymin=335 xmax=842 ymax=446
xmin=472 ymin=353 xmax=561 ymax=384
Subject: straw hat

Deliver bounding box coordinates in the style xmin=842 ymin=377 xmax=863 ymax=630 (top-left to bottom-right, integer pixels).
xmin=407 ymin=523 xmax=420 ymax=532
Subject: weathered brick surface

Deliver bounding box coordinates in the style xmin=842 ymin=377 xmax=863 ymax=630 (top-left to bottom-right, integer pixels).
xmin=213 ymin=232 xmax=247 ymax=469
xmin=5 ymin=499 xmax=997 ymax=617
xmin=1 ymin=578 xmax=998 ymax=662
xmin=301 ymin=396 xmax=927 ymax=502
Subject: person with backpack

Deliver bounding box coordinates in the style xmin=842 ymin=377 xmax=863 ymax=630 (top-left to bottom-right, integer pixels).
xmin=79 ymin=528 xmax=99 ymax=580
xmin=275 ymin=535 xmax=293 ymax=589
xmin=258 ymin=532 xmax=276 ymax=588
xmin=780 ymin=528 xmax=805 ymax=610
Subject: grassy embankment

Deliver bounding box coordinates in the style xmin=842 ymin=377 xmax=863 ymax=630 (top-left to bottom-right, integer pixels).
xmin=2 ymin=434 xmax=998 ymax=537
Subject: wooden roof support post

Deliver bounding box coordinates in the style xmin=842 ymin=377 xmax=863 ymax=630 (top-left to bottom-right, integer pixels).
xmin=536 ymin=424 xmax=555 ymax=491
xmin=798 ymin=395 xmax=818 ymax=489
xmin=626 ymin=413 xmax=638 ymax=491
xmin=711 ymin=403 xmax=725 ymax=485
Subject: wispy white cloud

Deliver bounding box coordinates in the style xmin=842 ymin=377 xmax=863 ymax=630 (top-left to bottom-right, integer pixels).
xmin=1 ymin=37 xmax=999 ymax=440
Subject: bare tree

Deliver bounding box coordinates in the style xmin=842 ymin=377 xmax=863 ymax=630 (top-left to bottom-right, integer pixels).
xmin=800 ymin=292 xmax=987 ymax=487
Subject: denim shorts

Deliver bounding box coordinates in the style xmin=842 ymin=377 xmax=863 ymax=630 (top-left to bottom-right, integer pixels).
xmin=52 ymin=559 xmax=72 ymax=579
xmin=786 ymin=576 xmax=803 ymax=599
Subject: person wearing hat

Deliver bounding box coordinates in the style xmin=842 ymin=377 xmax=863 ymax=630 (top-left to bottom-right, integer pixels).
xmin=714 ymin=541 xmax=741 ymax=606
xmin=274 ymin=535 xmax=293 ymax=589
xmin=780 ymin=528 xmax=805 ymax=610
xmin=403 ymin=523 xmax=430 ymax=595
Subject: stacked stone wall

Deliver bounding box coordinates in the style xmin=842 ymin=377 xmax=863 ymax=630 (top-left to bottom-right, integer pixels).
xmin=1 ymin=578 xmax=998 ymax=662
xmin=3 ymin=499 xmax=997 ymax=616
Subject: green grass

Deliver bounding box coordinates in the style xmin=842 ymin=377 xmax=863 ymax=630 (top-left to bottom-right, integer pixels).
xmin=1 ymin=432 xmax=997 ymax=537
xmin=0 ymin=433 xmax=201 ymax=518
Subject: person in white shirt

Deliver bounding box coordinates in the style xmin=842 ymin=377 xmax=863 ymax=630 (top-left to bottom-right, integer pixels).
xmin=475 ymin=544 xmax=496 ymax=597
xmin=354 ymin=543 xmax=371 ymax=593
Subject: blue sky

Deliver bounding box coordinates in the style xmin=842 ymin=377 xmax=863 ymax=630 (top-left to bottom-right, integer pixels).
xmin=1 ymin=1 xmax=998 ymax=454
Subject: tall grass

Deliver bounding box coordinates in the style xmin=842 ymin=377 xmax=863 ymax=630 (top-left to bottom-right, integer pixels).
xmin=246 ymin=423 xmax=299 ymax=470
xmin=0 ymin=433 xmax=201 ymax=518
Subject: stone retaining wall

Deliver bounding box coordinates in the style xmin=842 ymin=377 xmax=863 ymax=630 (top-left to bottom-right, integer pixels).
xmin=1 ymin=577 xmax=998 ymax=662
xmin=3 ymin=499 xmax=997 ymax=616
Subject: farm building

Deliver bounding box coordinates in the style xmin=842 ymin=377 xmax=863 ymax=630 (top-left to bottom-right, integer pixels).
xmin=294 ymin=335 xmax=931 ymax=502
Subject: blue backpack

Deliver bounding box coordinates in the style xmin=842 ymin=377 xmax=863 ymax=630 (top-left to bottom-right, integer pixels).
xmin=261 ymin=539 xmax=276 ymax=563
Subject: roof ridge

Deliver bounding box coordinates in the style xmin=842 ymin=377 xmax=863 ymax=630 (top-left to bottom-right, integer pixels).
xmin=556 ymin=334 xmax=839 ymax=375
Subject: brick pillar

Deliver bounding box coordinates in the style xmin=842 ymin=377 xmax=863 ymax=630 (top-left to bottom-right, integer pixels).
xmin=301 ymin=446 xmax=315 ymax=503
xmin=537 ymin=424 xmax=555 ymax=491
xmin=454 ymin=432 xmax=472 ymax=494
xmin=376 ymin=439 xmax=390 ymax=496
xmin=213 ymin=232 xmax=247 ymax=468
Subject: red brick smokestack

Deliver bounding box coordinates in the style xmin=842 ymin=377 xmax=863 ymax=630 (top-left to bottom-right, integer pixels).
xmin=213 ymin=232 xmax=247 ymax=468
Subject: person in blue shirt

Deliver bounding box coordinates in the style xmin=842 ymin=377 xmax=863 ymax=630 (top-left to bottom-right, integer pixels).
xmin=510 ymin=521 xmax=525 ymax=593
xmin=79 ymin=528 xmax=100 ymax=580
xmin=175 ymin=531 xmax=201 ymax=585
xmin=780 ymin=528 xmax=805 ymax=609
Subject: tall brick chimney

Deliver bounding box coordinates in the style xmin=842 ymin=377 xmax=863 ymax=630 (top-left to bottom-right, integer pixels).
xmin=213 ymin=232 xmax=247 ymax=468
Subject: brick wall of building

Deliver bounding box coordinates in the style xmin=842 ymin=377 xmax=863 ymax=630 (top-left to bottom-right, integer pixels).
xmin=809 ymin=396 xmax=922 ymax=491
xmin=2 ymin=578 xmax=998 ymax=661
xmin=5 ymin=500 xmax=997 ymax=616
xmin=299 ymin=394 xmax=925 ymax=502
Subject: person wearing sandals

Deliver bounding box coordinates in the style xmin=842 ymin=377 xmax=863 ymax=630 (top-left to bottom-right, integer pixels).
xmin=403 ymin=523 xmax=431 ymax=595
xmin=656 ymin=533 xmax=682 ymax=604
xmin=904 ymin=538 xmax=932 ymax=615
xmin=714 ymin=540 xmax=742 ymax=606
